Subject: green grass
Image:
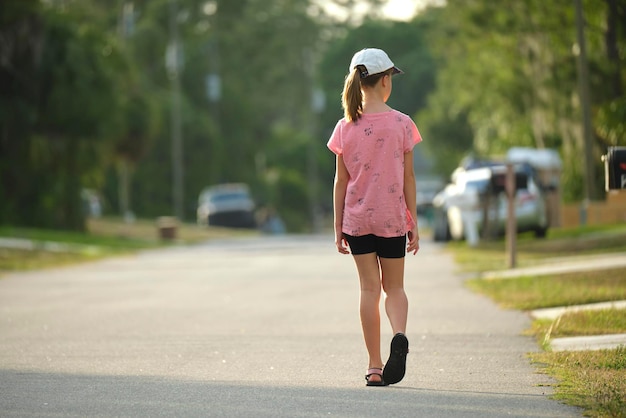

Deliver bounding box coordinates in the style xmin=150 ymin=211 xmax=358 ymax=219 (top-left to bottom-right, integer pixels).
xmin=448 ymin=222 xmax=626 ymax=417
xmin=550 ymin=309 xmax=626 ymax=338
xmin=466 ymin=268 xmax=626 ymax=310
xmin=530 ymin=348 xmax=626 ymax=418
xmin=0 ymin=226 xmax=157 ymax=249
xmin=547 ymin=223 xmax=626 ymax=240
xmin=0 ymin=247 xmax=107 ymax=271
xmin=448 ymin=224 xmax=626 ymax=272
xmin=0 ymin=224 xmax=155 ymax=274
xmin=0 ymin=217 xmax=258 ymax=275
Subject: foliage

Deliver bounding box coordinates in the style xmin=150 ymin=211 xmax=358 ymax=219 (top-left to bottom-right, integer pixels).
xmin=115 ymin=0 xmax=329 ymax=225
xmin=0 ymin=1 xmax=133 ymax=230
xmin=2 ymin=0 xmax=625 ymax=231
xmin=417 ymin=0 xmax=626 ymax=202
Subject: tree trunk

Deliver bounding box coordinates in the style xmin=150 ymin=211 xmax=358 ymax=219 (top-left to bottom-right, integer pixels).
xmin=605 ymin=0 xmax=622 ymax=98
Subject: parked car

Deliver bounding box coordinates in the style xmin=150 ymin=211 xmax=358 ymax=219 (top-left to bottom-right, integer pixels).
xmin=432 ymin=164 xmax=548 ymax=242
xmin=197 ymin=183 xmax=256 ymax=228
xmin=415 ymin=175 xmax=445 ymax=215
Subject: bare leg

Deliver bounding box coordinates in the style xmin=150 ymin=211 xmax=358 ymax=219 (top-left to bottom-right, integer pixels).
xmin=379 ymin=256 xmax=409 ymax=384
xmin=352 ymin=253 xmax=384 ymax=380
xmin=380 ymin=257 xmax=408 ymax=334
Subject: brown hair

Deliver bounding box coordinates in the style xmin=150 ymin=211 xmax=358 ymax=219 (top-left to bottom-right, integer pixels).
xmin=341 ymin=66 xmax=393 ymax=122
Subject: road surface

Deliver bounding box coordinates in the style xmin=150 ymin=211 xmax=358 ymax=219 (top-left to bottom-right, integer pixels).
xmin=0 ymin=235 xmax=580 ymax=417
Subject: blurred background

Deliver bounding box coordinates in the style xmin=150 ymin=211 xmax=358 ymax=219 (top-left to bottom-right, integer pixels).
xmin=1 ymin=0 xmax=624 ymax=234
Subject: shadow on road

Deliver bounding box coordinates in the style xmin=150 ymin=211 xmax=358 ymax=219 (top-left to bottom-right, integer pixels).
xmin=1 ymin=369 xmax=576 ymax=417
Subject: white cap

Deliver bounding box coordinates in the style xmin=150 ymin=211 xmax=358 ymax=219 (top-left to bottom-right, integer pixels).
xmin=349 ymin=48 xmax=403 ymax=78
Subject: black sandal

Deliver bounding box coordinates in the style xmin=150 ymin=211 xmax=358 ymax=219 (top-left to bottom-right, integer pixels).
xmin=383 ymin=333 xmax=409 ymax=385
xmin=365 ymin=368 xmax=386 ymax=386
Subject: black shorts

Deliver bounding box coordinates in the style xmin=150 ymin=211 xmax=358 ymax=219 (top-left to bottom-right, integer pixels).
xmin=343 ymin=233 xmax=406 ymax=258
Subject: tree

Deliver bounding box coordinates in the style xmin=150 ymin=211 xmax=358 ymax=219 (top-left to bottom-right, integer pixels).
xmin=125 ymin=0 xmax=329 ymax=228
xmin=0 ymin=1 xmax=131 ymax=230
xmin=415 ymin=0 xmax=626 ymax=201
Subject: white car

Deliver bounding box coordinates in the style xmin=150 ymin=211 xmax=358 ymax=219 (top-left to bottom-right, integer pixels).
xmin=197 ymin=183 xmax=256 ymax=228
xmin=432 ymin=165 xmax=548 ymax=241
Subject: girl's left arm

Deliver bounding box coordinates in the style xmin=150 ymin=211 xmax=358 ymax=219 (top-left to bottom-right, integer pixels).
xmin=404 ymin=149 xmax=419 ymax=254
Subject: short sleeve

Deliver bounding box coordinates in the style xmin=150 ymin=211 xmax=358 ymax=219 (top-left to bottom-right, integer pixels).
xmin=403 ymin=116 xmax=422 ymax=153
xmin=327 ymin=120 xmax=344 ymax=155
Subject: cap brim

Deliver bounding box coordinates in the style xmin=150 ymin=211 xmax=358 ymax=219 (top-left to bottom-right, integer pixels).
xmin=392 ymin=66 xmax=403 ymax=75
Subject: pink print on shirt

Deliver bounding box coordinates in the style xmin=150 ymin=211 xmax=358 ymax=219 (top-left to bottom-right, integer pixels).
xmin=327 ymin=110 xmax=422 ymax=238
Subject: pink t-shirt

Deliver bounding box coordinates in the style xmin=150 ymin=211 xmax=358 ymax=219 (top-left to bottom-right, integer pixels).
xmin=327 ymin=110 xmax=422 ymax=238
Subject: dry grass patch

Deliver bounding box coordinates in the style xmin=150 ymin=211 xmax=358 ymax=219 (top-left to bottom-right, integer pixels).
xmin=86 ymin=217 xmax=258 ymax=243
xmin=530 ymin=347 xmax=626 ymax=418
xmin=0 ymin=248 xmax=104 ymax=273
xmin=466 ymin=268 xmax=626 ymax=310
xmin=0 ymin=218 xmax=259 ymax=275
xmin=448 ymin=225 xmax=626 ymax=273
xmin=454 ymin=224 xmax=626 ymax=417
xmin=550 ymin=309 xmax=626 ymax=338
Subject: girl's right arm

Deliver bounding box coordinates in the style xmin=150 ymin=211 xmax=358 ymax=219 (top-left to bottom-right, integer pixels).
xmin=403 ymin=149 xmax=420 ymax=255
xmin=333 ymin=155 xmax=350 ymax=254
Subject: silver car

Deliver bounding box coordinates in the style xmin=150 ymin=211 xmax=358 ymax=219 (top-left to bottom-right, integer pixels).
xmin=197 ymin=183 xmax=256 ymax=228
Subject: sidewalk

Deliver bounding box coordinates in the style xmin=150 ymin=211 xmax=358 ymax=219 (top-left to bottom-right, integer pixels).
xmin=0 ymin=237 xmax=101 ymax=254
xmin=479 ymin=253 xmax=626 ymax=352
xmin=479 ymin=252 xmax=626 ymax=280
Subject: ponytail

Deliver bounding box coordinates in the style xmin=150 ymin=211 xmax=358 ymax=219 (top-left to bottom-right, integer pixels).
xmin=341 ymin=67 xmax=363 ymax=123
xmin=341 ymin=66 xmax=394 ymax=123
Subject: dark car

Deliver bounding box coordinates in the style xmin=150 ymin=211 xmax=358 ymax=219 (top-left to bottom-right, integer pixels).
xmin=197 ymin=183 xmax=256 ymax=228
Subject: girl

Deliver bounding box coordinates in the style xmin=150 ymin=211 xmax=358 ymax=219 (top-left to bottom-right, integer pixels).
xmin=327 ymin=48 xmax=421 ymax=387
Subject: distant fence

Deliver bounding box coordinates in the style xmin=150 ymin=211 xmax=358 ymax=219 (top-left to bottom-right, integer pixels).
xmin=561 ymin=191 xmax=626 ymax=227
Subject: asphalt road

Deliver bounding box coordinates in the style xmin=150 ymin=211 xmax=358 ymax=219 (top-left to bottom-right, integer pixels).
xmin=0 ymin=235 xmax=581 ymax=417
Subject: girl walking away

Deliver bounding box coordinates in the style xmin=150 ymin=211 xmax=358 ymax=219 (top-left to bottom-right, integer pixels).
xmin=327 ymin=48 xmax=422 ymax=387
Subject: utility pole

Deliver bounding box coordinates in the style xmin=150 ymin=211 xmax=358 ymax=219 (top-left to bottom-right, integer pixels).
xmin=167 ymin=0 xmax=184 ymax=221
xmin=119 ymin=2 xmax=134 ymax=223
xmin=574 ymin=0 xmax=595 ymax=209
xmin=303 ymin=48 xmax=324 ymax=233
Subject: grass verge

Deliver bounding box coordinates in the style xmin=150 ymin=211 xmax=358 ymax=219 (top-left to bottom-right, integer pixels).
xmin=548 ymin=309 xmax=626 ymax=338
xmin=529 ymin=348 xmax=626 ymax=417
xmin=451 ymin=223 xmax=626 ymax=417
xmin=0 ymin=217 xmax=258 ymax=275
xmin=449 ymin=223 xmax=626 ymax=272
xmin=466 ymin=268 xmax=626 ymax=310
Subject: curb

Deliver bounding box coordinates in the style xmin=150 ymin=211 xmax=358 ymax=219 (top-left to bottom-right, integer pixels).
xmin=0 ymin=237 xmax=101 ymax=254
xmin=550 ymin=333 xmax=626 ymax=352
xmin=530 ymin=300 xmax=626 ymax=320
xmin=531 ymin=300 xmax=626 ymax=352
xmin=479 ymin=253 xmax=626 ymax=280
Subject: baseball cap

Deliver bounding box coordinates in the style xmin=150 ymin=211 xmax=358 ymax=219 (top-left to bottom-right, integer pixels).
xmin=349 ymin=48 xmax=403 ymax=78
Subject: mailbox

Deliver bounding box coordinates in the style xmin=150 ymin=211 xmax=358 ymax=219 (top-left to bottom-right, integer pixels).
xmin=603 ymin=146 xmax=626 ymax=190
xmin=489 ymin=169 xmax=528 ymax=195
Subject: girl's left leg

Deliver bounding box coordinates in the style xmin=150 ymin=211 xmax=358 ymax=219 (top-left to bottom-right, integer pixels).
xmin=380 ymin=257 xmax=408 ymax=334
xmin=352 ymin=253 xmax=384 ymax=377
xmin=380 ymin=256 xmax=409 ymax=384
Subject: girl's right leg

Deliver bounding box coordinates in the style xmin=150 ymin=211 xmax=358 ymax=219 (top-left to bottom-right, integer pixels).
xmin=352 ymin=253 xmax=384 ymax=374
